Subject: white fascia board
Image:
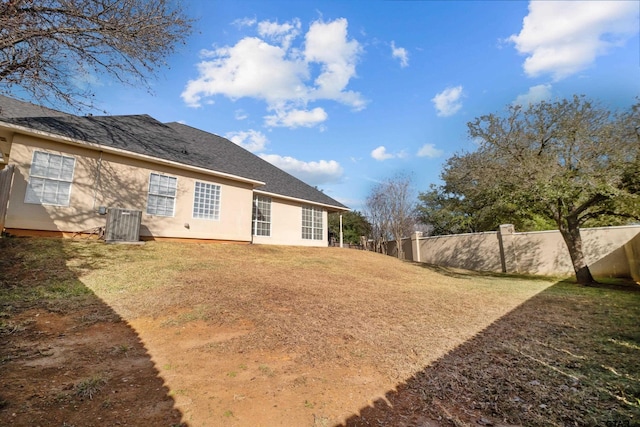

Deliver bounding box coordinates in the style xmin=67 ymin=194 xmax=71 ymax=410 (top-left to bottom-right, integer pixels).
xmin=0 ymin=121 xmax=265 ymax=187
xmin=253 ymin=189 xmax=350 ymax=212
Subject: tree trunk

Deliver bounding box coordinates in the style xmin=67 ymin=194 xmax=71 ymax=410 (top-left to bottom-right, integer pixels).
xmin=559 ymin=219 xmax=596 ymax=285
xmin=396 ymin=238 xmax=404 ymax=259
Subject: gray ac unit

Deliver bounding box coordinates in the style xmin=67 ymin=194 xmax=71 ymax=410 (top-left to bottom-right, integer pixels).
xmin=104 ymin=208 xmax=142 ymax=243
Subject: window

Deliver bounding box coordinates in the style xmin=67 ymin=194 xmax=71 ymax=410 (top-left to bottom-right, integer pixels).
xmin=193 ymin=181 xmax=221 ymax=220
xmin=302 ymin=205 xmax=323 ymax=240
xmin=25 ymin=151 xmax=75 ymax=206
xmin=252 ymin=195 xmax=271 ymax=236
xmin=147 ymin=173 xmax=177 ymax=216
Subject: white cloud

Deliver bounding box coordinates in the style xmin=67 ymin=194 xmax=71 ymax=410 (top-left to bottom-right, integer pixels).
xmin=257 ymin=19 xmax=301 ymax=49
xmin=391 ymin=41 xmax=409 ymax=67
xmin=264 ymin=107 xmax=328 ymax=128
xmin=225 ymin=130 xmax=269 ymax=153
xmin=432 ymin=86 xmax=464 ymax=117
xmin=182 ymin=37 xmax=308 ymax=107
xmin=232 ymin=17 xmax=257 ymax=28
xmin=259 ymin=154 xmax=344 ymax=185
xmin=513 ymin=84 xmax=553 ymax=106
xmin=258 ymin=19 xmax=300 ymax=38
xmin=416 ymin=143 xmax=444 ymax=158
xmin=181 ymin=17 xmax=366 ymax=129
xmin=371 ymin=145 xmax=407 ymax=161
xmin=304 ymin=18 xmax=366 ymax=109
xmin=509 ymin=1 xmax=639 ymax=80
xmin=371 ymin=146 xmax=393 ymax=161
xmin=234 ymin=109 xmax=248 ymax=120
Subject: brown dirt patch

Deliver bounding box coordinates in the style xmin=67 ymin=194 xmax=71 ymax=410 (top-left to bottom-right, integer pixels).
xmin=0 ymin=304 xmax=182 ymax=426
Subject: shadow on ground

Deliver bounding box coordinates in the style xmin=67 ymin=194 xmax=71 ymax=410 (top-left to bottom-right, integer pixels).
xmin=339 ymin=274 xmax=640 ymax=427
xmin=0 ymin=237 xmax=185 ymax=426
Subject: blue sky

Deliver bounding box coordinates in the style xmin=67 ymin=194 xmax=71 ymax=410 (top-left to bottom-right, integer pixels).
xmin=88 ymin=1 xmax=639 ymax=212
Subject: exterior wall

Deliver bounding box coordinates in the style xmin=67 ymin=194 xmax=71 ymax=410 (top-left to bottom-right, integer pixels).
xmin=252 ymin=197 xmax=329 ymax=247
xmin=5 ymin=135 xmax=255 ymax=241
xmin=406 ymin=225 xmax=640 ymax=280
xmin=402 ymin=238 xmax=413 ymax=261
xmin=386 ymin=238 xmax=414 ymax=260
xmin=418 ymin=231 xmax=503 ymax=272
xmin=624 ymin=232 xmax=640 ymax=282
xmin=505 ymin=225 xmax=640 ymax=278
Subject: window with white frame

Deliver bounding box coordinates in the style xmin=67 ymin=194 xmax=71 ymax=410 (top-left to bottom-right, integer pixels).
xmin=146 ymin=173 xmax=177 ymax=216
xmin=301 ymin=205 xmax=323 ymax=240
xmin=193 ymin=181 xmax=221 ymax=220
xmin=24 ymin=151 xmax=76 ymax=206
xmin=252 ymin=195 xmax=271 ymax=236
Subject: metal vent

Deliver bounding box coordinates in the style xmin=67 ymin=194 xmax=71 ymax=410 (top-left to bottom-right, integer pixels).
xmin=104 ymin=208 xmax=141 ymax=243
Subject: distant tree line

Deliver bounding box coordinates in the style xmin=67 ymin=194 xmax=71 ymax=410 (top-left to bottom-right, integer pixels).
xmin=328 ymin=211 xmax=371 ymax=247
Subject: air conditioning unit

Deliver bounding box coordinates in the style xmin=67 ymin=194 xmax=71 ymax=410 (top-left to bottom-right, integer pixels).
xmin=104 ymin=208 xmax=142 ymax=243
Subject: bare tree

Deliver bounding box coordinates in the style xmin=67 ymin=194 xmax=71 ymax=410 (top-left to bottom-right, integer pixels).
xmin=365 ymin=174 xmax=416 ymax=258
xmin=0 ymin=0 xmax=193 ymax=110
xmin=365 ymin=184 xmax=390 ymax=254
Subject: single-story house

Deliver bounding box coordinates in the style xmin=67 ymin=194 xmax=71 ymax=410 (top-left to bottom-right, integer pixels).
xmin=0 ymin=95 xmax=348 ymax=245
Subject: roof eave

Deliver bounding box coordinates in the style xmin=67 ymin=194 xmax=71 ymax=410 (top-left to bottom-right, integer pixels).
xmin=0 ymin=120 xmax=265 ymax=187
xmin=254 ymin=189 xmax=349 ymax=212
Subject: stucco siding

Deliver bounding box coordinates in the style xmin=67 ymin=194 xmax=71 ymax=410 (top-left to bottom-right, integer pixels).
xmin=624 ymin=232 xmax=640 ymax=282
xmin=252 ymin=197 xmax=328 ymax=247
xmin=409 ymin=225 xmax=640 ymax=280
xmin=418 ymin=231 xmax=503 ymax=272
xmin=6 ymin=135 xmax=254 ymax=241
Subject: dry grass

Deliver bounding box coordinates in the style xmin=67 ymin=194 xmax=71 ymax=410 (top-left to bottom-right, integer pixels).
xmin=2 ymin=237 xmax=638 ymax=426
xmin=361 ymin=279 xmax=640 ymax=427
xmin=69 ymin=241 xmax=555 ymax=380
xmin=75 ymin=374 xmax=107 ymax=400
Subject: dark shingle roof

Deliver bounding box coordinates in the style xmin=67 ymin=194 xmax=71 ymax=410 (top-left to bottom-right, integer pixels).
xmin=4 ymin=113 xmax=209 ymax=172
xmin=0 ymin=96 xmax=348 ymax=210
xmin=166 ymin=122 xmax=348 ymax=209
xmin=0 ymin=95 xmax=72 ymax=118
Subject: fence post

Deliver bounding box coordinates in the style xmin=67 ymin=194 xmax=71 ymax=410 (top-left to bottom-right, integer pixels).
xmin=411 ymin=231 xmax=422 ymax=262
xmin=497 ymin=224 xmax=516 ymax=273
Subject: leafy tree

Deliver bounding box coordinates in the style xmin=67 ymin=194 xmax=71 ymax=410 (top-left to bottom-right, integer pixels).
xmin=328 ymin=211 xmax=371 ymax=246
xmin=417 ymin=183 xmax=555 ymax=236
xmin=365 ymin=174 xmax=416 ymax=258
xmin=0 ymin=0 xmax=192 ymax=110
xmin=421 ymin=96 xmax=639 ymax=285
xmin=418 ymin=184 xmax=504 ymax=236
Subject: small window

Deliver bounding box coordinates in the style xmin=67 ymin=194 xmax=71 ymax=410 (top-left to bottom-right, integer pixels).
xmin=25 ymin=151 xmax=75 ymax=206
xmin=193 ymin=181 xmax=221 ymax=220
xmin=252 ymin=195 xmax=271 ymax=236
xmin=302 ymin=205 xmax=323 ymax=240
xmin=147 ymin=173 xmax=177 ymax=217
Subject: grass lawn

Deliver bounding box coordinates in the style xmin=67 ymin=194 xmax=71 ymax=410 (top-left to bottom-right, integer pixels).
xmin=1 ymin=237 xmax=639 ymax=426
